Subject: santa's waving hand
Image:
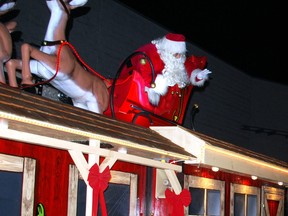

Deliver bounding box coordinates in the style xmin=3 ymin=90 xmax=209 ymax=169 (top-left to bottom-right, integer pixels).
xmin=185 ymin=55 xmax=212 ymax=87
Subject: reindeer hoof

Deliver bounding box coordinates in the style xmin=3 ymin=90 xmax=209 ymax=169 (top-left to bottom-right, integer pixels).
xmin=20 ymin=84 xmax=37 ymax=94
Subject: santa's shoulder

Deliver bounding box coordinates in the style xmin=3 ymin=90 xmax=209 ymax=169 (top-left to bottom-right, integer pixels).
xmin=136 ymin=42 xmax=157 ymax=54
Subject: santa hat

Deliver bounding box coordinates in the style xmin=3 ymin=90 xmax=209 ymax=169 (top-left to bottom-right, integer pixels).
xmin=161 ymin=33 xmax=186 ymax=54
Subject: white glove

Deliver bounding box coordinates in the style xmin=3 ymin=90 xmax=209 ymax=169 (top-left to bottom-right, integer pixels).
xmin=145 ymin=87 xmax=161 ymax=106
xmin=145 ymin=74 xmax=168 ymax=106
xmin=0 ymin=2 xmax=16 ymax=11
xmin=197 ymin=69 xmax=212 ymax=80
xmin=190 ymin=68 xmax=212 ymax=86
xmin=69 ymin=0 xmax=88 ymax=7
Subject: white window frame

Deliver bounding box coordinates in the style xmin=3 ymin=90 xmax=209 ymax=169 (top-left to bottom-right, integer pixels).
xmin=230 ymin=183 xmax=261 ymax=216
xmin=184 ymin=175 xmax=225 ymax=216
xmin=0 ymin=153 xmax=36 ymax=216
xmin=67 ymin=164 xmax=138 ymax=216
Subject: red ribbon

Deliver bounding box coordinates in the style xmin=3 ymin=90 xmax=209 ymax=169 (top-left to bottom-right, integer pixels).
xmin=165 ymin=188 xmax=192 ymax=216
xmin=88 ymin=164 xmax=111 ymax=216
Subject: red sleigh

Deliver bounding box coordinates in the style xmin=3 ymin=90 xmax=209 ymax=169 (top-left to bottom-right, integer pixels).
xmin=104 ymin=52 xmax=206 ymax=128
xmin=10 ymin=43 xmax=205 ymax=128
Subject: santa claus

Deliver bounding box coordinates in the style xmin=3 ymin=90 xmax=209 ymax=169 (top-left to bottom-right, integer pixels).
xmin=104 ymin=33 xmax=211 ymax=127
xmin=129 ymin=33 xmax=211 ymax=106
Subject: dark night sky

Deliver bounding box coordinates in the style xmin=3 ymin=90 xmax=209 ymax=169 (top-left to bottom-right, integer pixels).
xmin=117 ymin=0 xmax=287 ymax=85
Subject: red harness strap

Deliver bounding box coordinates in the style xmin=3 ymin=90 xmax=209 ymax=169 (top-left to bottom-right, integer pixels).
xmin=21 ymin=41 xmax=108 ymax=90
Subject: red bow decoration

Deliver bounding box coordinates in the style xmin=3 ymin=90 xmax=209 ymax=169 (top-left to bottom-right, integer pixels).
xmin=165 ymin=188 xmax=192 ymax=216
xmin=88 ymin=163 xmax=111 ymax=216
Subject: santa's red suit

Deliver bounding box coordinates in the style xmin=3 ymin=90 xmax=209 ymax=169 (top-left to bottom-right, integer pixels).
xmin=104 ymin=33 xmax=211 ymax=127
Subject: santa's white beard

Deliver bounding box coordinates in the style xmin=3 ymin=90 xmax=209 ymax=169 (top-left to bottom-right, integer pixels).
xmin=159 ymin=51 xmax=189 ymax=88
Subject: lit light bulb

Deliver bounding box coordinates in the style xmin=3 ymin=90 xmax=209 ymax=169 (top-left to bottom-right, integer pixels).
xmin=212 ymin=167 xmax=219 ymax=172
xmin=251 ymin=175 xmax=258 ymax=180
xmin=278 ymin=182 xmax=283 ymax=186
xmin=118 ymin=147 xmax=127 ymax=154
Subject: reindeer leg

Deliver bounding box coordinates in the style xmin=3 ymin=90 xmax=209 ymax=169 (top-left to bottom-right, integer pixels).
xmin=21 ymin=43 xmax=57 ymax=85
xmin=21 ymin=43 xmax=58 ymax=85
xmin=0 ymin=42 xmax=9 ymax=84
xmin=0 ymin=64 xmax=6 ymax=84
xmin=0 ymin=23 xmax=13 ymax=84
xmin=21 ymin=43 xmax=37 ymax=85
xmin=5 ymin=59 xmax=22 ymax=87
xmin=92 ymin=79 xmax=109 ymax=113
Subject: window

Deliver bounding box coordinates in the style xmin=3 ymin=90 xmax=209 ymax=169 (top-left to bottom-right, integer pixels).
xmin=184 ymin=175 xmax=225 ymax=216
xmin=261 ymin=186 xmax=284 ymax=216
xmin=230 ymin=183 xmax=260 ymax=216
xmin=67 ymin=164 xmax=138 ymax=216
xmin=0 ymin=153 xmax=36 ymax=216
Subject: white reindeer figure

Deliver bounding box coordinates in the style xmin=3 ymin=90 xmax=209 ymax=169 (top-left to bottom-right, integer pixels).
xmin=6 ymin=0 xmax=109 ymax=114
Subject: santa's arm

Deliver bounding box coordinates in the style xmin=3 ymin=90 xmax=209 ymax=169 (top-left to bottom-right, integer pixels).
xmin=185 ymin=55 xmax=212 ymax=87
